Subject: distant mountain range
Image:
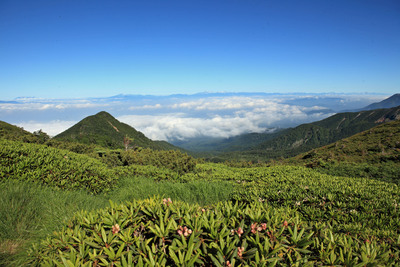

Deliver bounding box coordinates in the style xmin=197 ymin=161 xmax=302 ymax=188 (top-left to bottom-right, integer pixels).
xmin=171 ymin=128 xmax=283 ymax=153
xmin=54 ymin=111 xmax=179 ymax=151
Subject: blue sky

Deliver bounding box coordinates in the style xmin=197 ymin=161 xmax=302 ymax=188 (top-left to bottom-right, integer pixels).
xmin=0 ymin=0 xmax=399 ymax=100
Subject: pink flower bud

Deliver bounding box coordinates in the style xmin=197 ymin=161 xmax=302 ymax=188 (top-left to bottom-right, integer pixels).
xmin=261 ymin=223 xmax=267 ymax=230
xmin=112 ymin=224 xmax=120 ymax=234
xmin=237 ymin=227 xmax=243 ymax=237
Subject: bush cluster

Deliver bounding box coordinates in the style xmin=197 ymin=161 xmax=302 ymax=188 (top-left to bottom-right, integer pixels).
xmin=27 ymin=198 xmax=400 ymax=266
xmin=0 ymin=139 xmax=117 ymax=194
xmin=96 ymin=148 xmax=197 ymax=174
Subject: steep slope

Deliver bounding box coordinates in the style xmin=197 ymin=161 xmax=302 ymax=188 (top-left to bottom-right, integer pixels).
xmin=361 ymin=93 xmax=400 ymax=110
xmin=250 ymin=106 xmax=400 ymax=158
xmin=54 ymin=111 xmax=178 ymax=150
xmin=181 ymin=106 xmax=400 ymax=162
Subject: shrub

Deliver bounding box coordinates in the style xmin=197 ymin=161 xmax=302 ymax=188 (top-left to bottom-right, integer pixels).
xmin=26 ymin=198 xmax=400 ymax=266
xmin=0 ymin=139 xmax=117 ymax=194
xmin=121 ymin=149 xmax=197 ymax=174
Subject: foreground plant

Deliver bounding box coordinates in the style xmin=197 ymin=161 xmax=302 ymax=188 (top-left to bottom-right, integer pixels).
xmin=26 ymin=198 xmax=399 ymax=266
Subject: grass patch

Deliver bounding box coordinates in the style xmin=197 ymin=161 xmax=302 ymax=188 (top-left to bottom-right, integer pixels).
xmin=0 ymin=176 xmax=235 ymax=265
xmin=0 ymin=180 xmax=108 ymax=266
xmin=107 ymin=175 xmax=236 ymax=206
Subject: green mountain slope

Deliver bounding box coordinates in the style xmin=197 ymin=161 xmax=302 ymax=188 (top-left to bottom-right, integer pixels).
xmin=248 ymin=106 xmax=400 ymax=158
xmin=54 ymin=111 xmax=178 ymax=150
xmin=174 ymin=99 xmax=400 ymax=159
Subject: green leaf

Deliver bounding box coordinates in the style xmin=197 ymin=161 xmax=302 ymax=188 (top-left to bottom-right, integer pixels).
xmin=169 ymin=249 xmax=180 ymax=265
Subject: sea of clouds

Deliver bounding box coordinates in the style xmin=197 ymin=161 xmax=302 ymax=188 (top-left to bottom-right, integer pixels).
xmin=0 ymin=93 xmax=388 ymax=141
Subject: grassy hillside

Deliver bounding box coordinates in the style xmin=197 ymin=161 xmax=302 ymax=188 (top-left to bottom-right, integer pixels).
xmin=0 ymin=139 xmax=117 ymax=194
xmin=0 ymin=121 xmax=32 ymax=140
xmin=0 ymin=120 xmax=102 ymax=155
xmin=54 ymin=111 xmax=179 ymax=150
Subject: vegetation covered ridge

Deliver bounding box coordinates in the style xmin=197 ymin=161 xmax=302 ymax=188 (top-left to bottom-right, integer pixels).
xmin=0 ymin=120 xmax=49 ymax=144
xmin=54 ymin=111 xmax=179 ymax=151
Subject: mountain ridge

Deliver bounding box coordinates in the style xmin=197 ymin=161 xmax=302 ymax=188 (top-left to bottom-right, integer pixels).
xmin=54 ymin=111 xmax=180 ymax=151
xmin=360 ymin=93 xmax=400 ymax=111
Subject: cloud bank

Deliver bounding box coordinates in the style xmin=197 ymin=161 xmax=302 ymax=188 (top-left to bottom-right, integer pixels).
xmin=118 ymin=100 xmax=332 ymax=141
xmin=1 ymin=93 xmax=389 ymax=141
xmin=16 ymin=120 xmax=77 ymax=137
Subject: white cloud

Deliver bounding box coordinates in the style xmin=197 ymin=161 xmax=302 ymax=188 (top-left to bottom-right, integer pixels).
xmin=15 ymin=120 xmax=77 ymax=137
xmin=0 ymin=100 xmax=107 ymax=111
xmin=170 ymin=97 xmax=283 ymax=111
xmin=118 ymin=100 xmax=333 ymax=141
xmin=118 ymin=114 xmax=267 ymax=141
xmin=129 ymin=104 xmax=163 ymax=110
